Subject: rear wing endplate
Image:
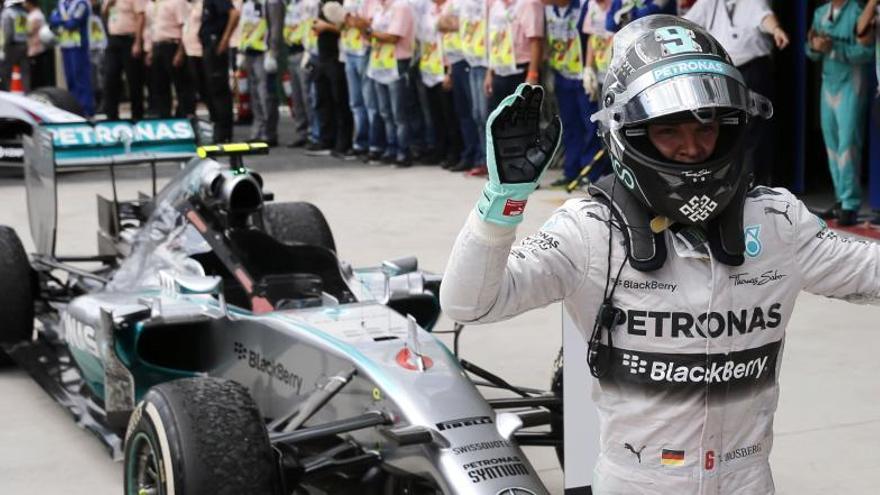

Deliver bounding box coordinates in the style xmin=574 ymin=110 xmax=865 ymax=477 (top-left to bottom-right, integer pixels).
xmin=23 ymin=119 xmax=206 ymax=256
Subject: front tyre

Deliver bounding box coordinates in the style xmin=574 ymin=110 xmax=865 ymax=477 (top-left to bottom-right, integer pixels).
xmin=123 ymin=377 xmax=278 ymax=495
xmin=0 ymin=225 xmax=34 ymax=365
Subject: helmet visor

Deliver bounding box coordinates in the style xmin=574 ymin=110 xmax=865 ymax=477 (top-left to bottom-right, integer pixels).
xmin=627 ymin=75 xmax=752 ymax=125
xmin=593 ymin=73 xmax=773 ymax=131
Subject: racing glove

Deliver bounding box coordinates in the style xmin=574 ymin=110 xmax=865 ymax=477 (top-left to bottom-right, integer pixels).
xmin=476 ymin=84 xmax=562 ymax=227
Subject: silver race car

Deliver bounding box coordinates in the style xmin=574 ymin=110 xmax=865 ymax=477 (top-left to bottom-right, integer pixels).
xmin=0 ymin=134 xmax=562 ymax=494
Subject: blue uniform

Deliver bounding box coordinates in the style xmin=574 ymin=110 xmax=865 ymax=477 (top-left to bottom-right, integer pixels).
xmin=806 ymin=0 xmax=873 ymax=212
xmin=605 ymin=0 xmax=676 ymax=32
xmin=49 ymin=0 xmax=94 ymax=116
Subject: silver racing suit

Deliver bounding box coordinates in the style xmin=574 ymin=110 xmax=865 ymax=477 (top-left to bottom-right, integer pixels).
xmin=439 ymin=187 xmax=880 ymax=494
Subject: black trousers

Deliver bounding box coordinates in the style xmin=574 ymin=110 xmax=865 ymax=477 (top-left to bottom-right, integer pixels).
xmin=489 ymin=67 xmax=527 ymax=112
xmin=29 ymin=50 xmax=55 ymax=88
xmin=152 ymin=41 xmax=195 ymax=117
xmin=187 ymin=55 xmax=212 ymax=116
xmin=201 ymin=36 xmax=234 ymax=142
xmin=103 ymin=35 xmax=145 ymax=120
xmin=425 ymin=82 xmax=462 ymax=162
xmin=739 ymin=55 xmax=775 ymax=186
xmin=313 ymin=57 xmax=352 ymax=152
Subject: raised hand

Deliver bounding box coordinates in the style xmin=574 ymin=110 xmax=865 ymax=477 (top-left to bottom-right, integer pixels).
xmin=476 ymin=84 xmax=563 ymax=226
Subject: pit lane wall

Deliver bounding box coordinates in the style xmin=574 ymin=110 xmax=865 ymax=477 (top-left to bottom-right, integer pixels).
xmin=563 ymin=303 xmax=600 ymax=494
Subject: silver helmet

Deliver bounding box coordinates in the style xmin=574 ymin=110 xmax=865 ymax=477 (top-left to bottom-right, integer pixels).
xmin=591 ymin=15 xmax=773 ymax=227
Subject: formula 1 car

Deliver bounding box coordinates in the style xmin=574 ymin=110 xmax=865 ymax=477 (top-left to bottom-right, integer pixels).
xmin=0 ymin=89 xmax=86 ymax=169
xmin=0 ymin=137 xmax=562 ymax=494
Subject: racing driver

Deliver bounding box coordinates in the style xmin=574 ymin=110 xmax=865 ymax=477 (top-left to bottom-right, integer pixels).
xmin=440 ymin=14 xmax=880 ymax=495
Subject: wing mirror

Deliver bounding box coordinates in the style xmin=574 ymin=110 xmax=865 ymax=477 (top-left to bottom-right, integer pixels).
xmin=168 ymin=272 xmax=223 ymax=294
xmin=381 ymin=256 xmax=418 ymax=276
xmin=157 ymin=270 xmax=229 ymax=317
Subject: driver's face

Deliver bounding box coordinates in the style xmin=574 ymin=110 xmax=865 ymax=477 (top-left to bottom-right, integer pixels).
xmin=647 ymin=120 xmax=720 ymax=164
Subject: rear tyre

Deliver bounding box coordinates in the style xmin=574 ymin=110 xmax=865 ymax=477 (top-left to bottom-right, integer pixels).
xmin=262 ymin=201 xmax=336 ymax=252
xmin=28 ymin=87 xmax=86 ymax=117
xmin=0 ymin=226 xmax=34 ymax=365
xmin=123 ymin=377 xmax=278 ymax=495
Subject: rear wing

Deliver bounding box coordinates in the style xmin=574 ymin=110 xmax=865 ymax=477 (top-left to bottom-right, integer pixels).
xmin=23 ymin=118 xmax=208 ymax=256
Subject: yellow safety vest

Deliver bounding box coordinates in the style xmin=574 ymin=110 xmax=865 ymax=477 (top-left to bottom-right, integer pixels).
xmin=239 ymin=0 xmax=268 ymax=51
xmin=302 ymin=18 xmax=318 ymax=54
xmin=341 ymin=26 xmax=366 ymax=55
xmin=546 ymin=5 xmax=582 ymax=79
xmin=442 ymin=30 xmax=462 ymax=62
xmin=300 ymin=0 xmax=319 ymax=55
xmin=12 ymin=10 xmax=28 ymax=43
xmin=419 ymin=39 xmax=444 ymax=86
xmin=367 ymin=39 xmax=396 ymax=82
xmin=58 ymin=28 xmax=82 ymax=48
xmin=487 ymin=0 xmax=516 ymax=75
xmin=89 ymin=15 xmax=107 ymax=49
xmin=459 ymin=2 xmax=486 ymax=66
xmin=283 ymin=1 xmax=303 ymax=45
xmin=366 ymin=2 xmax=400 ymax=84
xmin=590 ymin=34 xmax=612 ymax=75
xmin=57 ymin=0 xmax=88 ymax=48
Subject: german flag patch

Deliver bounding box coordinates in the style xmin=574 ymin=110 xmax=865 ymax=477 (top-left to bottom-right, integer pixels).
xmin=660 ymin=449 xmax=685 ymax=467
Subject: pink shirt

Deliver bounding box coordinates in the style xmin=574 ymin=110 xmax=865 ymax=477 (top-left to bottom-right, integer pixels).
xmin=489 ymin=0 xmax=544 ymax=66
xmin=182 ymin=0 xmax=203 ymax=56
xmin=229 ymin=0 xmax=244 ymax=48
xmin=374 ymin=0 xmax=415 ymax=60
xmin=359 ymin=0 xmax=382 ymax=19
xmin=27 ymin=9 xmax=46 ymax=57
xmin=108 ymin=0 xmax=147 ymax=36
xmin=152 ymin=0 xmax=189 ymax=42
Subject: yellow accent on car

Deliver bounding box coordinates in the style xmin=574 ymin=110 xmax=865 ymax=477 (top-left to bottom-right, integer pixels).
xmin=197 ymin=142 xmax=270 ymax=158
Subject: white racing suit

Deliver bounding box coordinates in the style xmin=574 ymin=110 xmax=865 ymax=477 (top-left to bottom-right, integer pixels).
xmin=439 ymin=187 xmax=880 ymax=494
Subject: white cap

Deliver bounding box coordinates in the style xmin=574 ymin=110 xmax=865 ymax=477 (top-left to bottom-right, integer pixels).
xmin=322 ymin=2 xmax=346 ymax=26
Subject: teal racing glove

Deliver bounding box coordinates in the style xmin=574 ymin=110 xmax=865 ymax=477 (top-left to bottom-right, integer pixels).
xmin=476 ymin=84 xmax=562 ymax=226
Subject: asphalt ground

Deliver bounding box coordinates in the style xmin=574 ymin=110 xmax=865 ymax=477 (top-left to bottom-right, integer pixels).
xmin=0 ymin=145 xmax=878 ymax=494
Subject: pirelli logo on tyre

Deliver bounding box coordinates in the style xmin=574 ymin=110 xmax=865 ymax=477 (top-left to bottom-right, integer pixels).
xmin=436 ymin=416 xmax=494 ymax=432
xmin=597 ymin=340 xmax=782 ymax=399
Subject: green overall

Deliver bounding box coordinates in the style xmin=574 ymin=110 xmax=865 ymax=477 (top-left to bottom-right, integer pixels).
xmin=806 ymin=0 xmax=874 ymax=211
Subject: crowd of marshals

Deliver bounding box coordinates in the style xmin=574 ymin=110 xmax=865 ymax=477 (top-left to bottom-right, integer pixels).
xmin=0 ymin=0 xmax=876 ymax=214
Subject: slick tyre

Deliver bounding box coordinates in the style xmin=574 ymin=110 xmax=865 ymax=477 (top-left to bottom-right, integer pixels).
xmin=262 ymin=201 xmax=336 ymax=252
xmin=0 ymin=226 xmax=34 ymax=365
xmin=28 ymin=87 xmax=86 ymax=117
xmin=123 ymin=377 xmax=278 ymax=495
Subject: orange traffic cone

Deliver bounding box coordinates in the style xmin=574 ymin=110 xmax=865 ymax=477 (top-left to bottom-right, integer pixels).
xmin=9 ymin=65 xmax=24 ymax=94
xmin=281 ymin=71 xmax=295 ymax=117
xmin=234 ymin=68 xmax=253 ymax=125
